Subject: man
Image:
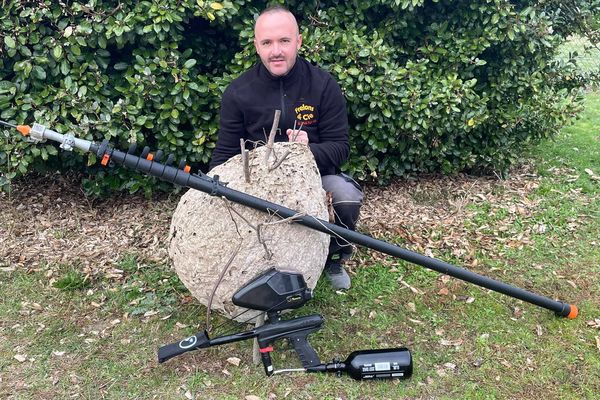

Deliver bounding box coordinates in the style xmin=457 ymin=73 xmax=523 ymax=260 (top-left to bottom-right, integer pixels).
xmin=209 ymin=6 xmax=363 ymax=289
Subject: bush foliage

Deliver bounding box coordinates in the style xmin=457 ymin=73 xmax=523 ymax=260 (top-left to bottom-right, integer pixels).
xmin=1 ymin=0 xmax=598 ymax=194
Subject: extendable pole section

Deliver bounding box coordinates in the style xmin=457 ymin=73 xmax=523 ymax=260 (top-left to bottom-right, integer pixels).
xmin=11 ymin=122 xmax=578 ymax=319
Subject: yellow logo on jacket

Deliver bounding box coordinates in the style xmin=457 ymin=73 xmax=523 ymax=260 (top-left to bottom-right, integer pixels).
xmin=294 ymin=103 xmax=317 ymax=126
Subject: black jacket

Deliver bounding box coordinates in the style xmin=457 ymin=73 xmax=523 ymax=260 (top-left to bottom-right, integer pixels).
xmin=209 ymin=57 xmax=350 ymax=176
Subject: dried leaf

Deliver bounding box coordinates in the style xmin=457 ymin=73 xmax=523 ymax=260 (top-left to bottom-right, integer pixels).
xmin=536 ymin=325 xmax=543 ymax=336
xmin=513 ymin=307 xmax=523 ymax=318
xmin=349 ymin=308 xmax=358 ymax=317
xmin=465 ymin=297 xmax=475 ymax=304
xmin=587 ymin=319 xmax=600 ymax=329
xmin=14 ymin=354 xmax=27 ymax=362
xmin=440 ymin=275 xmax=451 ymax=284
xmin=438 ymin=287 xmax=449 ymax=296
xmin=443 ymin=362 xmax=456 ymax=370
xmin=143 ymin=310 xmax=159 ymax=317
xmin=368 ymin=311 xmax=377 ymax=319
xmin=226 ymin=357 xmax=241 ymax=366
xmin=440 ymin=339 xmax=463 ymax=346
xmin=245 ymin=396 xmax=261 ymax=400
xmin=534 ymin=223 xmax=547 ymax=233
xmin=398 ymin=278 xmax=425 ymax=294
xmin=406 ymin=302 xmax=416 ymax=312
xmin=52 ymin=351 xmax=66 ymax=357
xmin=408 ymin=318 xmax=423 ymax=325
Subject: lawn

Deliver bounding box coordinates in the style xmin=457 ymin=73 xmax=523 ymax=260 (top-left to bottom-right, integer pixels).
xmin=0 ymin=93 xmax=598 ymax=399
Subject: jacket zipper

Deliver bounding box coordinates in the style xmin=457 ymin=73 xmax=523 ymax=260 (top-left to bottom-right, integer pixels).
xmin=279 ymin=80 xmax=286 ymax=128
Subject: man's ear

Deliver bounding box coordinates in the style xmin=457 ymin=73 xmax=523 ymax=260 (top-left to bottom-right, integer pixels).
xmin=253 ymin=38 xmax=259 ymax=54
xmin=297 ymin=34 xmax=302 ymax=50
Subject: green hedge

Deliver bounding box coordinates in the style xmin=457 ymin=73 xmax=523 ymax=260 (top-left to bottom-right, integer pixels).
xmin=1 ymin=0 xmax=597 ymax=194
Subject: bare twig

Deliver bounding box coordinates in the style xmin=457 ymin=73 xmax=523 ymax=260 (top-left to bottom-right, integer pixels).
xmin=221 ymin=198 xmax=272 ymax=259
xmin=206 ymin=240 xmax=242 ymax=332
xmin=256 ymin=224 xmax=273 ymax=260
xmin=263 ymin=110 xmax=281 ymax=165
xmin=267 ymin=150 xmax=291 ymax=171
xmin=204 ymin=199 xmax=249 ymax=330
xmin=221 ymin=197 xmax=257 ymax=231
xmin=291 ymin=122 xmax=304 ymax=142
xmin=261 ymin=211 xmax=306 ymax=226
xmin=291 ymin=119 xmax=297 ymax=139
xmin=240 ymin=139 xmax=250 ymax=183
xmin=243 ymin=150 xmax=250 ymax=180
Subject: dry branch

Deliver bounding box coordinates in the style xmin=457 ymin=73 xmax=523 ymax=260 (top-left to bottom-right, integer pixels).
xmin=240 ymin=139 xmax=250 ymax=182
xmin=263 ymin=109 xmax=281 ymax=165
xmin=206 ymin=241 xmax=242 ymax=332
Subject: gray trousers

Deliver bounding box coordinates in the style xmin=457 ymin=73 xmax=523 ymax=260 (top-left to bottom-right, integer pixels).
xmin=321 ymin=174 xmax=364 ymax=257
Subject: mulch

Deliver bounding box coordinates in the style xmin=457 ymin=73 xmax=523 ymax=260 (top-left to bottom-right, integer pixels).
xmin=0 ymin=166 xmax=544 ymax=275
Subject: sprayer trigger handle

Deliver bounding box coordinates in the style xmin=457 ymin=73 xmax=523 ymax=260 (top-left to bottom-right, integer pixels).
xmin=288 ymin=332 xmax=321 ymax=368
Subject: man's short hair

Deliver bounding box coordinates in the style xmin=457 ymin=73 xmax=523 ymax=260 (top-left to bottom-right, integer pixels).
xmin=259 ymin=4 xmax=293 ymax=17
xmin=255 ymin=5 xmax=299 ymax=35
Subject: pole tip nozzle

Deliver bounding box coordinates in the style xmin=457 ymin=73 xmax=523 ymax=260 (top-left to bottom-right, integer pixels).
xmin=16 ymin=125 xmax=31 ymax=136
xmin=566 ymin=304 xmax=578 ymax=319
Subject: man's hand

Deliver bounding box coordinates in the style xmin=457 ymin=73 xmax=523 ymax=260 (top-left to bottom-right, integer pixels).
xmin=286 ymin=128 xmax=309 ymax=144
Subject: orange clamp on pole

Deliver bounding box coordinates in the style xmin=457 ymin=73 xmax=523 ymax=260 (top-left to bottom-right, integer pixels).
xmin=16 ymin=125 xmax=32 ymax=136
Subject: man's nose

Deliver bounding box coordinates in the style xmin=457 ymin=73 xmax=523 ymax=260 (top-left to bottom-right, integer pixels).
xmin=272 ymin=42 xmax=282 ymax=55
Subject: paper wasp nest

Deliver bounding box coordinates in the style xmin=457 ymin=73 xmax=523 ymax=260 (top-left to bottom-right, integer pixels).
xmin=168 ymin=142 xmax=329 ymax=321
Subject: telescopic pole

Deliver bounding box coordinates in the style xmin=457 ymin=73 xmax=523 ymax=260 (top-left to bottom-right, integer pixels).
xmin=9 ymin=122 xmax=578 ymax=319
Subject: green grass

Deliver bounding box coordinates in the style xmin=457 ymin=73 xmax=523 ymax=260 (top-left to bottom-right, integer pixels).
xmin=1 ymin=94 xmax=599 ymax=399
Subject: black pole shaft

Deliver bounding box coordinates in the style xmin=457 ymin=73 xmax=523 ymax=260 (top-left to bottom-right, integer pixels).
xmin=98 ymin=144 xmax=576 ymax=318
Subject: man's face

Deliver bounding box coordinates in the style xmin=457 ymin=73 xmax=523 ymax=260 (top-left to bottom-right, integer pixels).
xmin=254 ymin=11 xmax=302 ymax=77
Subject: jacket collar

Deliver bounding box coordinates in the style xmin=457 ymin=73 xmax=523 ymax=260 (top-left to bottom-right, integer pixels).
xmin=258 ymin=57 xmax=302 ymax=84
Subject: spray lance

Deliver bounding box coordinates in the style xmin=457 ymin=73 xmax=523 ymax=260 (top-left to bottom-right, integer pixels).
xmin=2 ymin=120 xmax=579 ymax=379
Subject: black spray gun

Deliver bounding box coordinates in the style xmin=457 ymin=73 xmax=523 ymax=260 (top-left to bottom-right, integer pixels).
xmin=158 ymin=268 xmax=413 ymax=380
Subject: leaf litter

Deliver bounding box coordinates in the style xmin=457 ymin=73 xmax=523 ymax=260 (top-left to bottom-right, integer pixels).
xmin=0 ymin=163 xmax=586 ymax=286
